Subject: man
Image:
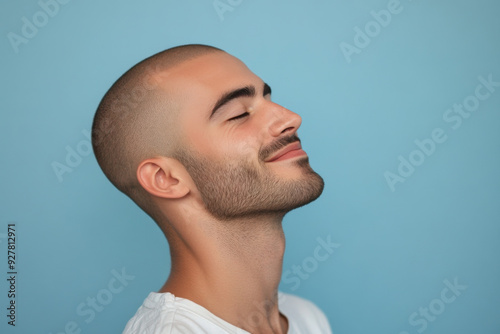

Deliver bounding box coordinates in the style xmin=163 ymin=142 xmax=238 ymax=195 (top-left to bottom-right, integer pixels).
xmin=92 ymin=44 xmax=332 ymax=333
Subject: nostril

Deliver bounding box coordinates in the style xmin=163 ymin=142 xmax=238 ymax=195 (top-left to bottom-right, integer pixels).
xmin=281 ymin=126 xmax=295 ymax=134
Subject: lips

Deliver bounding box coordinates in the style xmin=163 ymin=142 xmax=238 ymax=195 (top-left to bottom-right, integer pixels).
xmin=265 ymin=141 xmax=306 ymax=162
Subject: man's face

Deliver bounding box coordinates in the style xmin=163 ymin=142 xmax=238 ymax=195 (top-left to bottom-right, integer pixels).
xmin=161 ymin=52 xmax=324 ymax=220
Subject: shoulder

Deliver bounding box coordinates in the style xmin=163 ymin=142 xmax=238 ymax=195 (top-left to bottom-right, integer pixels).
xmin=122 ymin=292 xmax=247 ymax=334
xmin=278 ymin=292 xmax=333 ymax=334
xmin=122 ymin=306 xmax=208 ymax=334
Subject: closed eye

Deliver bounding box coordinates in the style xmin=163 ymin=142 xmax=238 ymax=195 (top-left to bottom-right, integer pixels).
xmin=228 ymin=112 xmax=250 ymax=121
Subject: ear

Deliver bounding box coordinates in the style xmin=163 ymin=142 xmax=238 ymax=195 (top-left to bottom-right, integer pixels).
xmin=136 ymin=157 xmax=190 ymax=199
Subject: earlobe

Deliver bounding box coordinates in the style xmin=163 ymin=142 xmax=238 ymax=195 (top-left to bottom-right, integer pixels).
xmin=137 ymin=158 xmax=190 ymax=199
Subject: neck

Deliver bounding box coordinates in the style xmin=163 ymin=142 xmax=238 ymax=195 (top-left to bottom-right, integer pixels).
xmin=161 ymin=214 xmax=288 ymax=333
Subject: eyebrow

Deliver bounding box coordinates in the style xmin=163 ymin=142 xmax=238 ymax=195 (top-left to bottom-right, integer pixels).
xmin=209 ymin=82 xmax=272 ymax=119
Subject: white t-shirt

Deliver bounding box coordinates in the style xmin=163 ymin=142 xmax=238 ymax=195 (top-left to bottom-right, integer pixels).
xmin=123 ymin=291 xmax=332 ymax=334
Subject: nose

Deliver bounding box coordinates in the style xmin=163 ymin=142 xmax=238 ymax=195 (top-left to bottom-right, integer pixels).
xmin=266 ymin=102 xmax=302 ymax=137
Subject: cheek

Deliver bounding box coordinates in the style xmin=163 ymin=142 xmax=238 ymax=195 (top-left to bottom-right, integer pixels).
xmin=227 ymin=123 xmax=263 ymax=158
xmin=235 ymin=136 xmax=257 ymax=157
xmin=231 ymin=118 xmax=267 ymax=152
xmin=182 ymin=113 xmax=265 ymax=164
xmin=206 ymin=134 xmax=259 ymax=169
xmin=180 ymin=117 xmax=213 ymax=154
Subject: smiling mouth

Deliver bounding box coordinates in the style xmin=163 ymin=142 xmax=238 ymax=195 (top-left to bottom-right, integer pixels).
xmin=265 ymin=141 xmax=307 ymax=162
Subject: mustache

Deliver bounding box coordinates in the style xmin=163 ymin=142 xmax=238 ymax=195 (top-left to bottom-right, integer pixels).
xmin=259 ymin=134 xmax=301 ymax=161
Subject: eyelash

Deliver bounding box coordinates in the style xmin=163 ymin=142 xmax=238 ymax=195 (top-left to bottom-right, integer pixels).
xmin=228 ymin=112 xmax=250 ymax=121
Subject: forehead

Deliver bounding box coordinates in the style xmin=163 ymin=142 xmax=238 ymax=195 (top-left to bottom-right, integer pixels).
xmin=159 ymin=52 xmax=262 ymax=108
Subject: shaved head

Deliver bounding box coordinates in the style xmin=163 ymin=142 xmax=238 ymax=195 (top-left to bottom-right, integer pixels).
xmin=92 ymin=44 xmax=222 ymax=213
xmin=93 ymin=44 xmax=324 ymax=228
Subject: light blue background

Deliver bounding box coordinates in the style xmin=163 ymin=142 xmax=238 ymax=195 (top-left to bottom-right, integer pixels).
xmin=1 ymin=0 xmax=499 ymax=333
